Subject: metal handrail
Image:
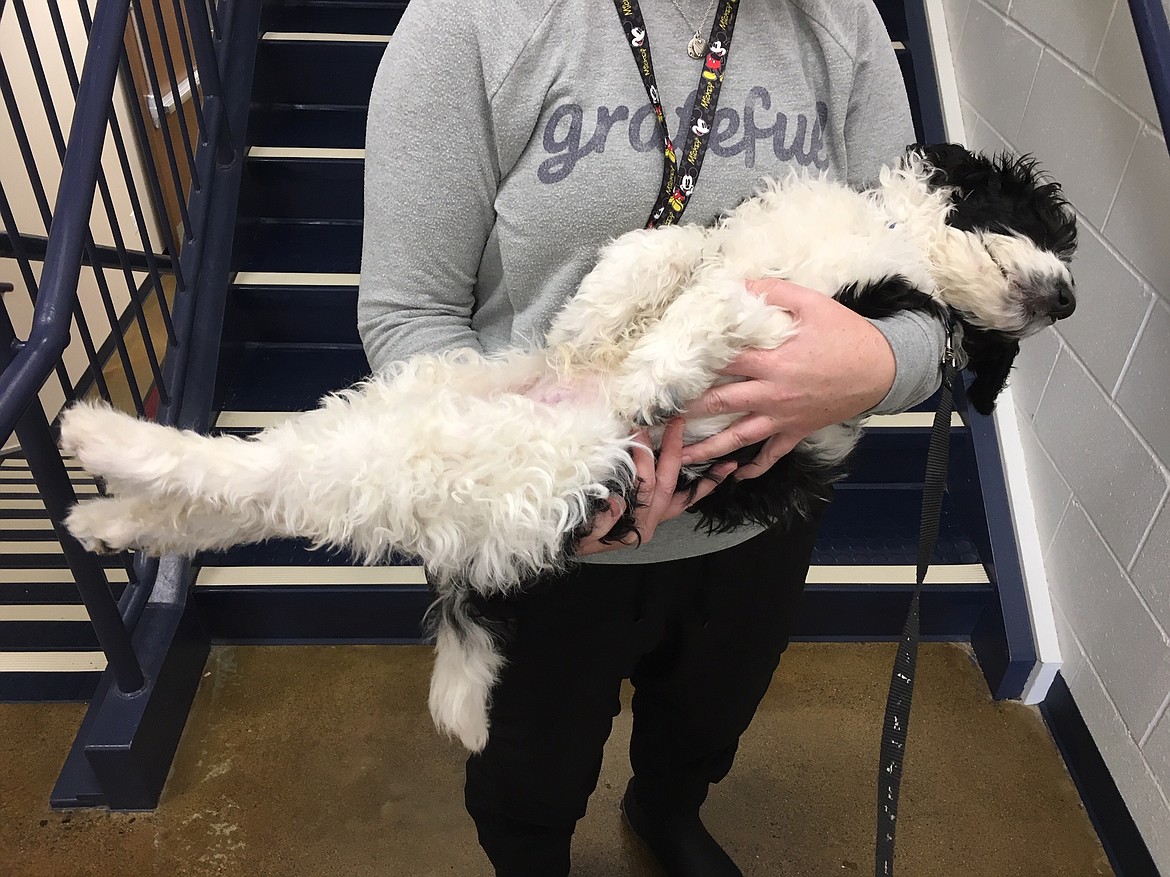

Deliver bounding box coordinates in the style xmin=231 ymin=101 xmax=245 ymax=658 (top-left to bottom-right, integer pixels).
xmin=0 ymin=0 xmax=232 ymax=444
xmin=0 ymin=1 xmax=129 ymax=444
xmin=0 ymin=0 xmax=237 ymax=704
xmin=1128 ymin=0 xmax=1170 ymax=149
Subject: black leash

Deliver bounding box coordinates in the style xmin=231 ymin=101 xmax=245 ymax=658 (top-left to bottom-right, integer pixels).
xmin=875 ymin=327 xmax=960 ymax=876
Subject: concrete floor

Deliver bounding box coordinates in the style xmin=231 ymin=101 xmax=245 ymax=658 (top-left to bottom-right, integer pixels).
xmin=2 ymin=643 xmax=1112 ymax=876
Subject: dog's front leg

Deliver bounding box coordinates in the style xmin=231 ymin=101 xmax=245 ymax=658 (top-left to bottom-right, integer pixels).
xmin=545 ymin=224 xmax=709 ymax=370
xmin=608 ymin=273 xmax=798 ymax=425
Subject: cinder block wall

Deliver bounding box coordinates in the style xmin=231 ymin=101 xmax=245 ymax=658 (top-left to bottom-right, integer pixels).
xmin=939 ymin=0 xmax=1170 ymax=866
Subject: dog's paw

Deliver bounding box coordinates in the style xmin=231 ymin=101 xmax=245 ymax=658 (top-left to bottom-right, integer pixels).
xmin=59 ymin=402 xmax=151 ymax=478
xmin=65 ymin=498 xmax=145 ymax=554
xmin=610 ymin=374 xmax=690 ymax=427
xmin=632 ymin=395 xmax=688 ymax=428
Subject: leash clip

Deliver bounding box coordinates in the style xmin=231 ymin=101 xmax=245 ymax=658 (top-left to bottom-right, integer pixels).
xmin=941 ymin=319 xmax=958 ymax=387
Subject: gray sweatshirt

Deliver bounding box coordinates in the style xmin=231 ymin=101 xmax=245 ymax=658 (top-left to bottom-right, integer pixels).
xmin=358 ymin=0 xmax=944 ymax=564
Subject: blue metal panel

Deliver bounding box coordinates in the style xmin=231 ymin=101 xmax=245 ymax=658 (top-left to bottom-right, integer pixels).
xmin=196 ymin=583 xmax=434 ymax=642
xmin=260 ymin=0 xmax=407 ymax=35
xmin=795 ymin=584 xmax=993 ymax=641
xmin=248 ymin=104 xmax=369 ymax=148
xmin=229 ymin=285 xmax=362 ymax=343
xmin=238 ymin=156 xmax=364 ymax=221
xmin=251 ymin=38 xmax=385 ymax=106
xmin=0 ymin=672 xmax=102 ymax=702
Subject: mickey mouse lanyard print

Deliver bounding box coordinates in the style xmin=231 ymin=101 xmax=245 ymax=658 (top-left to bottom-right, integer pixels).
xmin=612 ymin=0 xmax=741 ymax=228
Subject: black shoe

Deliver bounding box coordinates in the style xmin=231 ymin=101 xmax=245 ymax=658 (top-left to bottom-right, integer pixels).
xmin=619 ymin=780 xmax=743 ymax=877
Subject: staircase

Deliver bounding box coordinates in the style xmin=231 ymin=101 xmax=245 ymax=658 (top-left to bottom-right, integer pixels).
xmin=0 ymin=0 xmax=1024 ymax=701
xmin=2 ymin=0 xmax=1027 ymax=718
xmin=195 ymin=1 xmax=428 ymax=640
xmin=191 ymin=0 xmax=1001 ymax=648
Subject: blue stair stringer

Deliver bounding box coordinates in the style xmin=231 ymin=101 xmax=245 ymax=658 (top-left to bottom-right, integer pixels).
xmin=197 ymin=0 xmax=1027 ymax=700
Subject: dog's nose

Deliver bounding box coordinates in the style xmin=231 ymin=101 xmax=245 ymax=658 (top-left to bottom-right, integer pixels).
xmin=1049 ymin=280 xmax=1076 ymax=320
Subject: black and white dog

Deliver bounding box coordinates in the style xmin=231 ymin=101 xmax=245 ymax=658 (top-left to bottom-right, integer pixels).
xmin=59 ymin=144 xmax=1077 ymax=751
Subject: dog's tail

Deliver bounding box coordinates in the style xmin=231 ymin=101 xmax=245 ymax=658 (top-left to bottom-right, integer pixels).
xmin=426 ymin=585 xmax=507 ymax=753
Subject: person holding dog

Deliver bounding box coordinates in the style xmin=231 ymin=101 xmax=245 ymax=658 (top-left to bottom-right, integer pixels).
xmin=359 ymin=1 xmax=943 ymax=874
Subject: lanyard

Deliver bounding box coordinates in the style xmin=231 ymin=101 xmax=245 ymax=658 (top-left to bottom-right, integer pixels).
xmin=612 ymin=0 xmax=741 ymax=228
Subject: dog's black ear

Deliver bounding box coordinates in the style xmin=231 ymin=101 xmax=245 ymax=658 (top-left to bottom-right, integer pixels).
xmin=914 ymin=143 xmax=989 ymax=191
xmin=962 ymin=328 xmax=1021 ymax=415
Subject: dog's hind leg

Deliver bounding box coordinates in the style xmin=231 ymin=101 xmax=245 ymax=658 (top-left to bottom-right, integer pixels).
xmin=60 ymin=401 xmax=285 ymax=504
xmin=65 ymin=491 xmax=283 ymax=556
xmin=544 ymin=225 xmax=709 ymax=370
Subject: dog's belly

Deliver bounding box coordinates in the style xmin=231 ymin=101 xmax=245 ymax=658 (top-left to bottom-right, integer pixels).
xmin=520 ymin=375 xmax=604 ymax=407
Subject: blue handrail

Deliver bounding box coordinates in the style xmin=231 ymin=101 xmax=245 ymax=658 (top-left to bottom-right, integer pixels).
xmin=0 ymin=0 xmax=235 ymax=445
xmin=0 ymin=0 xmax=131 ymax=445
xmin=1128 ymin=0 xmax=1170 ymax=147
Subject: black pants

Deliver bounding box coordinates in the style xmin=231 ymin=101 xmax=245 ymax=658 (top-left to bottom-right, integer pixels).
xmin=463 ymin=513 xmax=823 ymax=876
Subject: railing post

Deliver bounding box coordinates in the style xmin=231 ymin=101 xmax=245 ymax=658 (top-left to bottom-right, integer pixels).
xmin=0 ymin=0 xmax=133 ymax=444
xmin=184 ymin=0 xmax=235 ymax=165
xmin=0 ymin=286 xmax=145 ymax=694
xmin=1127 ymin=0 xmax=1170 ymax=150
xmin=0 ymin=0 xmax=256 ymax=810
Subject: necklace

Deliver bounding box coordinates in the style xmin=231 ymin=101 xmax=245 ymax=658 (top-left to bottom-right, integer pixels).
xmin=666 ymin=0 xmax=719 ymax=58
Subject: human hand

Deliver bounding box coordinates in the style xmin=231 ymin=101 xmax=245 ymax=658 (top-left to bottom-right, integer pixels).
xmin=679 ymin=278 xmax=895 ymax=480
xmin=576 ymin=419 xmax=738 ymax=555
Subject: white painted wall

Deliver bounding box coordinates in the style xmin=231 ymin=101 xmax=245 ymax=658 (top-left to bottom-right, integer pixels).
xmin=939 ymin=0 xmax=1170 ymax=866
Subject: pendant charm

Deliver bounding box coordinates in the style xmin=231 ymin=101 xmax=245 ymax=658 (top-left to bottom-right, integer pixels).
xmin=687 ymin=31 xmax=706 ymax=59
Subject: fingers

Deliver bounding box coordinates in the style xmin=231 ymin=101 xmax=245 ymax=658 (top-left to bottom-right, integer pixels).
xmin=580 ymin=420 xmax=724 ymax=555
xmin=680 ymin=414 xmax=780 ymax=466
xmin=633 ymin=419 xmax=687 ymax=543
xmin=650 ymin=419 xmax=686 ymax=505
xmin=694 ymin=460 xmax=739 ymax=500
xmin=575 ymin=496 xmax=633 ymax=556
xmin=736 ymin=433 xmax=799 ymax=481
xmin=664 ymin=460 xmax=738 ymax=517
xmin=629 ymin=428 xmax=658 ymax=505
xmin=716 ymin=349 xmax=776 ymax=379
xmin=685 ymin=376 xmax=770 ymax=418
xmin=745 ymin=276 xmax=819 ymax=307
xmin=578 ymin=422 xmax=685 ymax=555
xmin=592 ymin=496 xmax=626 ymax=538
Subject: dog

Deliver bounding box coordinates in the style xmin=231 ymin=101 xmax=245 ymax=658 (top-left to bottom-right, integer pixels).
xmin=59 ymin=143 xmax=1077 ymax=752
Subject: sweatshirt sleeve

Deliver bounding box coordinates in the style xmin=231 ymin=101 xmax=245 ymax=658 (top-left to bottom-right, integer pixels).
xmin=357 ymin=0 xmax=500 ymax=372
xmin=847 ymin=2 xmax=945 ymax=414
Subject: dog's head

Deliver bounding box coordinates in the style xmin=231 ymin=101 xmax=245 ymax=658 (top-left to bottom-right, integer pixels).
xmin=913 ymin=143 xmax=1078 ymax=413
